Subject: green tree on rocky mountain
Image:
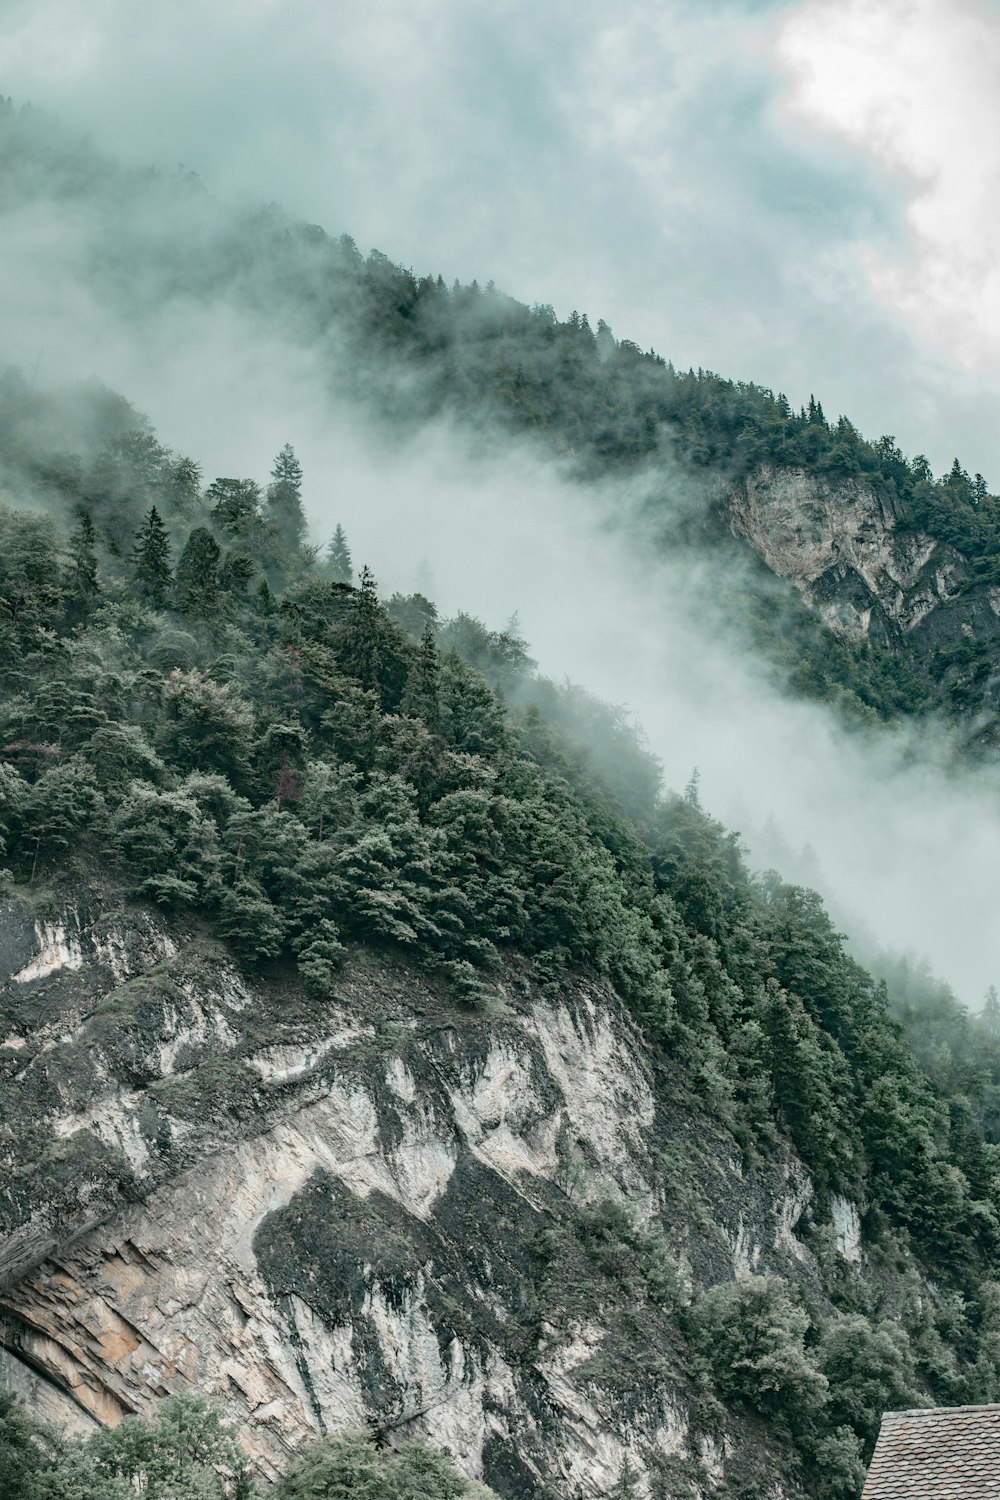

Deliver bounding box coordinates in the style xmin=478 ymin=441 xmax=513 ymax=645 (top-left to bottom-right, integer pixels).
xmin=131 ymin=505 xmax=172 ymax=608
xmin=267 ymin=443 xmax=306 ymax=553
xmin=327 ymin=522 xmax=353 ymax=584
xmin=175 ymin=527 xmax=222 ymax=620
xmin=274 ymin=1430 xmax=481 ymax=1500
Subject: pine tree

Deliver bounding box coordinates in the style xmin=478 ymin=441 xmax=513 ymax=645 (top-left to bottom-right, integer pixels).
xmin=339 ymin=565 xmax=383 ymax=689
xmin=402 ymin=622 xmax=441 ymax=731
xmin=174 ymin=527 xmax=222 ymax=620
xmin=266 ymin=443 xmax=306 ymax=553
xmin=327 ymin=522 xmax=353 ymax=584
xmin=131 ymin=505 xmax=172 ymax=608
xmin=610 ymin=1456 xmax=639 ymax=1500
xmin=984 ymin=985 xmax=1000 ymax=1038
xmin=65 ymin=509 xmax=100 ymax=624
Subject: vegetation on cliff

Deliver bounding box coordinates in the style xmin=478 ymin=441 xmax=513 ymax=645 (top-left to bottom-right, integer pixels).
xmin=0 ymin=1392 xmax=487 ymax=1500
xmin=5 ymin=96 xmax=1000 ymax=1500
xmin=3 ymin=371 xmax=1000 ymax=1497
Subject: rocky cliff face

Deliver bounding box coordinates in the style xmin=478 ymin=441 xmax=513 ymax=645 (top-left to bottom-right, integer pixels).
xmin=725 ymin=465 xmax=1000 ymax=658
xmin=0 ymin=886 xmax=870 ymax=1497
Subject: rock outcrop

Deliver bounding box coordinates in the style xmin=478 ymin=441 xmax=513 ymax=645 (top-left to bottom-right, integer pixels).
xmin=725 ymin=464 xmax=1000 ymax=657
xmin=0 ymin=883 xmax=860 ymax=1497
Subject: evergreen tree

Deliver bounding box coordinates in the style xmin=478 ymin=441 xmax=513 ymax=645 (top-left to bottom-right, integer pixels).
xmin=266 ymin=443 xmax=306 ymax=552
xmin=402 ymin=621 xmax=441 ymax=730
xmin=327 ymin=522 xmax=353 ymax=584
xmin=175 ymin=527 xmax=222 ymax=620
xmin=984 ymin=985 xmax=1000 ymax=1038
xmin=65 ymin=509 xmax=100 ymax=623
xmin=208 ymin=477 xmax=263 ymax=540
xmin=340 ymin=564 xmax=381 ymax=688
xmin=131 ymin=505 xmax=172 ymax=608
xmin=162 ymin=454 xmax=203 ymax=517
xmin=610 ymin=1456 xmax=640 ymax=1500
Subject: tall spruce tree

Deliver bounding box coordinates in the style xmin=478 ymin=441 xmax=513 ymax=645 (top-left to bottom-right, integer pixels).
xmin=266 ymin=443 xmax=306 ymax=553
xmin=174 ymin=527 xmax=222 ymax=620
xmin=327 ymin=522 xmax=353 ymax=584
xmin=341 ymin=564 xmax=381 ymax=687
xmin=402 ymin=622 xmax=441 ymax=731
xmin=65 ymin=509 xmax=100 ymax=624
xmin=131 ymin=505 xmax=172 ymax=608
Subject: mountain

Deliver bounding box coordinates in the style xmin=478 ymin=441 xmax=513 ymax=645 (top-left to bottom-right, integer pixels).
xmin=5 ymin=96 xmax=1000 ymax=743
xmin=3 ymin=98 xmax=1000 ymax=1500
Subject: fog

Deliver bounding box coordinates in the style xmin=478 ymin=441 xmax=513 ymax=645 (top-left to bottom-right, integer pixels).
xmin=1 ymin=98 xmax=999 ymax=1012
xmin=6 ymin=0 xmax=1000 ymax=477
xmin=295 ymin=413 xmax=1000 ymax=1009
xmin=88 ymin=295 xmax=1000 ymax=1006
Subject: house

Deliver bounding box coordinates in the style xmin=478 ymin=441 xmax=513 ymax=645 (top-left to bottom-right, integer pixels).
xmin=863 ymin=1402 xmax=1000 ymax=1497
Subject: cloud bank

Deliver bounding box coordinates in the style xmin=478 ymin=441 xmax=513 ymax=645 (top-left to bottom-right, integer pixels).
xmin=4 ymin=0 xmax=1000 ymax=476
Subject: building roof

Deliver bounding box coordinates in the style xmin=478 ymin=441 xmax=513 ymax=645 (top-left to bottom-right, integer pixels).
xmin=863 ymin=1403 xmax=1000 ymax=1498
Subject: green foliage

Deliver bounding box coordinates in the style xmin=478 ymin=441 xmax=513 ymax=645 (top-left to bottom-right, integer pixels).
xmin=326 ymin=523 xmax=353 ymax=585
xmin=688 ymin=1276 xmax=828 ymax=1426
xmin=132 ymin=505 xmax=173 ymax=608
xmin=175 ymin=528 xmax=223 ymax=621
xmin=273 ymin=1430 xmax=487 ymax=1500
xmin=0 ymin=1393 xmax=248 ymax=1500
xmin=266 ymin=444 xmax=306 ymax=555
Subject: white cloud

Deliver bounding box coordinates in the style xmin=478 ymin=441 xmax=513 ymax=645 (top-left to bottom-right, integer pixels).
xmin=777 ymin=0 xmax=1000 ymax=369
xmin=7 ymin=0 xmax=1000 ymax=469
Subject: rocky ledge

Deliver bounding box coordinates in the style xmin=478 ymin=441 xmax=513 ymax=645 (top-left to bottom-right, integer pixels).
xmin=0 ymin=885 xmax=862 ymax=1497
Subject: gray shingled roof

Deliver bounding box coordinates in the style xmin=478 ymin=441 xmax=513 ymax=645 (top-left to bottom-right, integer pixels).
xmin=863 ymin=1402 xmax=1000 ymax=1497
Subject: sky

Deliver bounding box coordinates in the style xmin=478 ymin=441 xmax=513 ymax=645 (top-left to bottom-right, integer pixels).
xmin=2 ymin=0 xmax=1000 ymax=1003
xmin=3 ymin=0 xmax=1000 ymax=477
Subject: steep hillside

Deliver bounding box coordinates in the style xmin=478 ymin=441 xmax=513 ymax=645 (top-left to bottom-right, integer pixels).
xmin=2 ymin=97 xmax=1000 ymax=741
xmin=2 ymin=880 xmax=997 ymax=1500
xmin=5 ymin=97 xmax=1000 ymax=1500
xmin=1 ymin=379 xmax=1000 ymax=1500
xmin=0 ymin=887 xmax=826 ymax=1493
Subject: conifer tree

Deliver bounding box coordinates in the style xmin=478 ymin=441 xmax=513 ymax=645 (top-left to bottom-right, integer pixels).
xmin=984 ymin=985 xmax=1000 ymax=1038
xmin=339 ymin=564 xmax=383 ymax=688
xmin=131 ymin=505 xmax=172 ymax=608
xmin=208 ymin=478 xmax=263 ymax=540
xmin=402 ymin=622 xmax=441 ymax=731
xmin=266 ymin=443 xmax=306 ymax=553
xmin=327 ymin=522 xmax=353 ymax=584
xmin=174 ymin=527 xmax=222 ymax=620
xmin=65 ymin=509 xmax=100 ymax=623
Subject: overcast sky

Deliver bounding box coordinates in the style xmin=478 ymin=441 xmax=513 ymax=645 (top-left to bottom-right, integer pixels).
xmin=2 ymin=0 xmax=1000 ymax=478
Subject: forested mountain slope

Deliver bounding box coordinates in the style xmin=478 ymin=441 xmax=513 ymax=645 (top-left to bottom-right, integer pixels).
xmin=0 ymin=376 xmax=999 ymax=1500
xmin=3 ymin=96 xmax=1000 ymax=740
xmin=3 ymin=96 xmax=1000 ymax=1500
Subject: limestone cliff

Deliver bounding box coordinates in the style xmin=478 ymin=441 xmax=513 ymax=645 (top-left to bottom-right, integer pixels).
xmin=725 ymin=464 xmax=1000 ymax=659
xmin=0 ymin=886 xmax=877 ymax=1497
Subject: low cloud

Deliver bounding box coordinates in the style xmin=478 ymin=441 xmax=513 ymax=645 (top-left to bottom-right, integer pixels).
xmin=5 ymin=0 xmax=1000 ymax=476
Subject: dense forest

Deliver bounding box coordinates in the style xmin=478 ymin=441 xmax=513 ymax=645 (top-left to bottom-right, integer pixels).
xmin=5 ymin=95 xmax=1000 ymax=1499
xmin=2 ymin=367 xmax=1000 ymax=1497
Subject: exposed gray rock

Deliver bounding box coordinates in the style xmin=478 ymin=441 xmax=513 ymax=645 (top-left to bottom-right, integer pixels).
xmin=725 ymin=464 xmax=1000 ymax=658
xmin=0 ymin=887 xmax=855 ymax=1497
